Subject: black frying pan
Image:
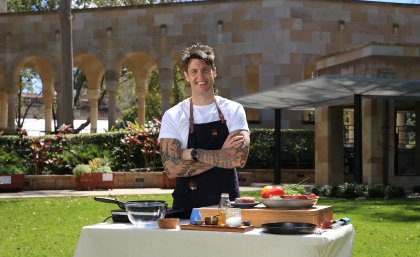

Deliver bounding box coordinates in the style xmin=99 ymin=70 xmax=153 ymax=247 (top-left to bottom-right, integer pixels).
xmin=261 ymin=222 xmax=317 ymax=235
xmin=94 ymin=197 xmax=166 ymax=210
xmin=94 ymin=197 xmax=184 ymax=221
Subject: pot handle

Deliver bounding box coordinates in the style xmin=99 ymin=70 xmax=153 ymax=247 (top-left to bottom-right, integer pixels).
xmin=94 ymin=196 xmax=126 ymax=209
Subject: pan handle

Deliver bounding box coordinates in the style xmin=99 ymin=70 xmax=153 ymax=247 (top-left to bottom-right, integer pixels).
xmin=94 ymin=197 xmax=126 ymax=209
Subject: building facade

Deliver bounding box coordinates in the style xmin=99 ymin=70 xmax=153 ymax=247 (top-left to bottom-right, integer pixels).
xmin=1 ymin=0 xmax=419 ymax=188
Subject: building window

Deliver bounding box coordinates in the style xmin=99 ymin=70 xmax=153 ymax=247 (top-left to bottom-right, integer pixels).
xmin=395 ymin=110 xmax=418 ymax=176
xmin=302 ymin=110 xmax=314 ymax=124
xmin=395 ymin=111 xmax=415 ymax=150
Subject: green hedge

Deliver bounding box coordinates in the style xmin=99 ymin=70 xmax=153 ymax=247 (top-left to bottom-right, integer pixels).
xmin=247 ymin=129 xmax=314 ymax=169
xmin=0 ymin=128 xmax=315 ymax=174
xmin=311 ymin=183 xmax=406 ymax=199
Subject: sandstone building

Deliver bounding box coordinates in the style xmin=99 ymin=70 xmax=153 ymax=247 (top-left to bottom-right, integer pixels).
xmin=0 ymin=0 xmax=419 ymax=189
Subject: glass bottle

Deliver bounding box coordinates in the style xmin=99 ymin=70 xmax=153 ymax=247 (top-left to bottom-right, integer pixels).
xmin=217 ymin=193 xmax=231 ymax=226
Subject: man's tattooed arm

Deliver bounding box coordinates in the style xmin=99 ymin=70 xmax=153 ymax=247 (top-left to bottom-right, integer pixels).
xmin=197 ymin=130 xmax=250 ymax=169
xmin=160 ymin=138 xmax=214 ymax=179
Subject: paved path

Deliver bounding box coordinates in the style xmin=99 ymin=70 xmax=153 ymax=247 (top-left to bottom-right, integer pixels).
xmin=0 ymin=186 xmax=262 ymax=199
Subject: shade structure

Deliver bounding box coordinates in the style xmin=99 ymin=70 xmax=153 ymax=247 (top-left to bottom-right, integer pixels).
xmin=234 ymin=75 xmax=420 ymax=110
xmin=234 ymin=75 xmax=420 ymax=184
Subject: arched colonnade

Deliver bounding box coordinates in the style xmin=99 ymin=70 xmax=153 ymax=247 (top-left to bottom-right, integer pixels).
xmin=0 ymin=48 xmax=183 ymax=133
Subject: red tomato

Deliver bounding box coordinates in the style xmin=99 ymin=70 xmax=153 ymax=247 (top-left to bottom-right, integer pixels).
xmin=308 ymin=193 xmax=317 ymax=198
xmin=261 ymin=186 xmax=285 ymax=198
xmin=260 ymin=185 xmax=273 ymax=197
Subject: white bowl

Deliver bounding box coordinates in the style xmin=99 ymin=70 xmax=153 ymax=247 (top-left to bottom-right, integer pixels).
xmin=260 ymin=197 xmax=318 ymax=209
xmin=125 ymin=201 xmax=167 ymax=227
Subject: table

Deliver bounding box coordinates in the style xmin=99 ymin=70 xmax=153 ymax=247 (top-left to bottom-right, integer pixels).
xmin=73 ymin=222 xmax=354 ymax=257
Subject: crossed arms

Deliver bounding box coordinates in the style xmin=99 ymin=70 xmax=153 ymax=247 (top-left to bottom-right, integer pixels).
xmin=160 ymin=130 xmax=250 ymax=179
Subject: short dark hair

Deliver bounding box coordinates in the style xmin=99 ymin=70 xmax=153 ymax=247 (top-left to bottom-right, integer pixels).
xmin=180 ymin=43 xmax=215 ymax=71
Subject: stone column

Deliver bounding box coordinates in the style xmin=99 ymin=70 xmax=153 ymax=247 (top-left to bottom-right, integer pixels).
xmin=136 ymin=92 xmax=146 ymax=126
xmin=135 ymin=76 xmax=148 ymax=126
xmin=0 ymin=91 xmax=7 ymax=128
xmin=159 ymin=67 xmax=173 ymax=114
xmin=88 ymin=89 xmax=100 ymax=133
xmin=348 ymin=110 xmax=354 ymax=144
xmin=314 ymin=106 xmax=344 ymax=185
xmin=105 ymin=70 xmax=118 ymax=130
xmin=43 ymin=92 xmax=53 ymax=133
xmin=362 ymin=99 xmax=385 ymax=184
xmin=396 ymin=112 xmax=405 ymax=147
xmin=7 ymin=91 xmax=15 ymax=131
xmin=160 ymin=80 xmax=172 ymax=114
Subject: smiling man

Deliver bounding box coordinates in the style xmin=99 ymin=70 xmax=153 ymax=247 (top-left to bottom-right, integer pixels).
xmin=158 ymin=43 xmax=250 ymax=218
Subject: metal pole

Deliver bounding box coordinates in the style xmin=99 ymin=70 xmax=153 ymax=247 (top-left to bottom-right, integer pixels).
xmin=382 ymin=100 xmax=389 ymax=186
xmin=274 ymin=109 xmax=282 ymax=184
xmin=354 ymin=94 xmax=362 ymax=183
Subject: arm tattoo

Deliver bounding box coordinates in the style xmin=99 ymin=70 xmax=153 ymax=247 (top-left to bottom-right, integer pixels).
xmin=199 ymin=146 xmax=250 ymax=169
xmin=160 ymin=138 xmax=214 ymax=178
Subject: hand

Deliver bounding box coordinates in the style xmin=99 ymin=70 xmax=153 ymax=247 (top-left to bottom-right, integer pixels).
xmin=222 ymin=131 xmax=245 ymax=149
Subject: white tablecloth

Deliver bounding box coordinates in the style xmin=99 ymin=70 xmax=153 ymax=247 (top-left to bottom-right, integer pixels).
xmin=73 ymin=222 xmax=354 ymax=257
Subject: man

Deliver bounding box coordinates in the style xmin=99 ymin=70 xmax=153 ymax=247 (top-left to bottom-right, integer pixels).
xmin=158 ymin=43 xmax=250 ymax=218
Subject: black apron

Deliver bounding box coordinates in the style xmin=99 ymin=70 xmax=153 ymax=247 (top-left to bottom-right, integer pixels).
xmin=172 ymin=98 xmax=240 ymax=219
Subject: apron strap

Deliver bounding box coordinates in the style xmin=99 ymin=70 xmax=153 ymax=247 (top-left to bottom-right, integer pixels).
xmin=189 ymin=97 xmax=226 ymax=134
xmin=189 ymin=98 xmax=195 ymax=134
xmin=214 ymin=99 xmax=226 ymax=124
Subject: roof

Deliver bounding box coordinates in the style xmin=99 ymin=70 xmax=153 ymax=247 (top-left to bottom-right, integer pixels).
xmin=233 ymin=75 xmax=420 ymax=110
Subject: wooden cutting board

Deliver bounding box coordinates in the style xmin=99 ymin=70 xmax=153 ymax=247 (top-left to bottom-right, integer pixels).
xmin=199 ymin=205 xmax=333 ymax=228
xmin=180 ymin=224 xmax=254 ymax=233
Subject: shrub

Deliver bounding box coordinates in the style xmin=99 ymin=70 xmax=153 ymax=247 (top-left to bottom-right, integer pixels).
xmin=0 ymin=148 xmax=26 ymax=174
xmin=95 ymin=165 xmax=112 ymax=173
xmin=316 ymin=184 xmax=335 ymax=197
xmin=413 ymin=185 xmax=420 ymax=193
xmin=311 ymin=185 xmax=322 ymax=195
xmin=368 ymin=184 xmax=387 ymax=198
xmin=72 ymin=164 xmax=91 ymax=176
xmin=338 ymin=183 xmax=367 ymax=199
xmin=329 ymin=184 xmax=340 ymax=197
xmin=72 ymin=158 xmax=112 ymax=175
xmin=385 ymin=186 xmax=406 ymax=198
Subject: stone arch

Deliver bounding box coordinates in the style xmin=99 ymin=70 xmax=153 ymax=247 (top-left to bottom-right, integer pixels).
xmin=73 ymin=52 xmax=106 ymax=133
xmin=74 ymin=53 xmax=106 ymax=90
xmin=115 ymin=51 xmax=158 ymax=126
xmin=10 ymin=52 xmax=55 ymax=132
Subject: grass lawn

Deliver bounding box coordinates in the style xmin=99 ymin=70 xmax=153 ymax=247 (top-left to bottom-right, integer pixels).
xmin=0 ymin=191 xmax=419 ymax=257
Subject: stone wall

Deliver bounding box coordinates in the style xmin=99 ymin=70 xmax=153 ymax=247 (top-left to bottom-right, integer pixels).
xmin=22 ymin=169 xmax=315 ymax=190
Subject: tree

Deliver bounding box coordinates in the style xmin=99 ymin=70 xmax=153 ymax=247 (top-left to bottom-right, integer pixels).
xmin=7 ymin=0 xmax=60 ymax=12
xmin=172 ymin=65 xmax=186 ymax=106
xmin=15 ymin=68 xmax=42 ymax=129
xmin=7 ymin=0 xmax=182 ymax=12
